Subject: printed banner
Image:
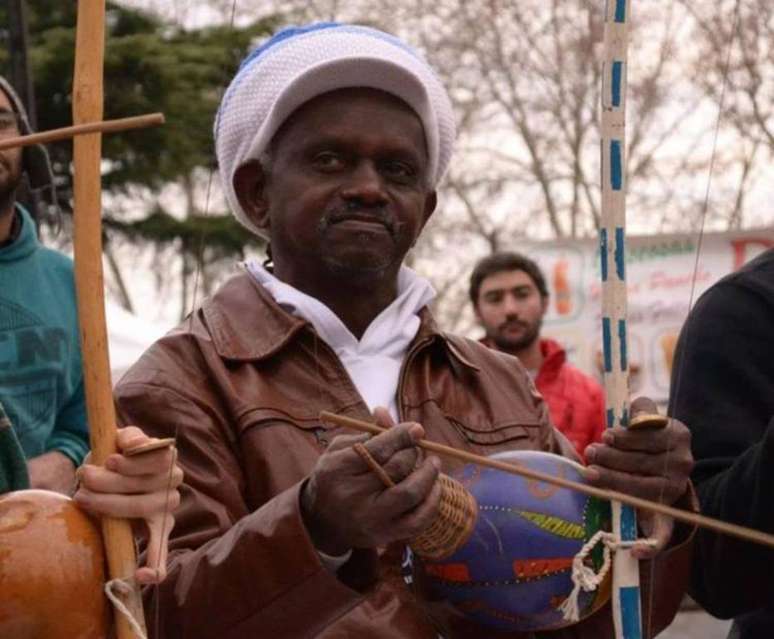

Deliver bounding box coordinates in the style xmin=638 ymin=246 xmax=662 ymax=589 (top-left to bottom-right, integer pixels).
xmin=515 ymin=231 xmax=774 ymax=404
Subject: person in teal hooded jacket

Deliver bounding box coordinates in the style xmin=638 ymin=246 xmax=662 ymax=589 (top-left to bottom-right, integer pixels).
xmin=0 ymin=78 xmax=184 ymax=584
xmin=0 ymin=76 xmax=88 ymax=494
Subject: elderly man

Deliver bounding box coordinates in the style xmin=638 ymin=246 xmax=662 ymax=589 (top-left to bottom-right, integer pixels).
xmin=115 ymin=23 xmax=694 ymax=638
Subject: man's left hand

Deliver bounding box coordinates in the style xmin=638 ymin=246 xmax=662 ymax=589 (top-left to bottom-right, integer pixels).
xmin=28 ymin=450 xmax=76 ymax=495
xmin=583 ymin=397 xmax=694 ymax=559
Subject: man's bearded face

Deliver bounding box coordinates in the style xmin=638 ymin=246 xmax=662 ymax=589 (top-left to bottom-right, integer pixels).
xmin=0 ymin=91 xmax=23 ymax=213
xmin=0 ymin=150 xmax=22 ymax=206
xmin=475 ymin=269 xmax=548 ymax=353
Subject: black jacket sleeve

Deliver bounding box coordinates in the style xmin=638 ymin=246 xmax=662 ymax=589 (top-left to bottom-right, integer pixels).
xmin=669 ymin=274 xmax=774 ymax=618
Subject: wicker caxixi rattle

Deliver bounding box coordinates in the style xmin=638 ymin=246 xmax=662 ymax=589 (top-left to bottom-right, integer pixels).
xmin=352 ymin=442 xmax=478 ymax=560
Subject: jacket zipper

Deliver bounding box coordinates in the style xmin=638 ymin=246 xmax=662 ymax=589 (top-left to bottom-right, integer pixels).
xmin=304 ymin=327 xmax=373 ymax=421
xmin=303 ymin=324 xmax=438 ymax=427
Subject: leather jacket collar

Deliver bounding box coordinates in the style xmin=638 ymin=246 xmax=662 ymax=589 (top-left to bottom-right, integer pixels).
xmin=200 ymin=269 xmax=479 ymax=374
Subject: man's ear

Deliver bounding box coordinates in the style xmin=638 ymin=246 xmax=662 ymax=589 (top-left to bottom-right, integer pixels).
xmin=233 ymin=160 xmax=270 ymax=233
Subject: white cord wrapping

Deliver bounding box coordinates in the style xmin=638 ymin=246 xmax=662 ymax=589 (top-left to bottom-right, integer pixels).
xmin=105 ymin=578 xmax=148 ymax=639
xmin=559 ymin=532 xmax=658 ymax=623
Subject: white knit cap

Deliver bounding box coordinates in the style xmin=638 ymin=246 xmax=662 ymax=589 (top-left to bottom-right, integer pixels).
xmin=214 ymin=23 xmax=456 ymax=237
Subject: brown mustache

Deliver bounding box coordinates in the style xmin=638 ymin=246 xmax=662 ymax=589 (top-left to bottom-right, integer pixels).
xmin=498 ymin=319 xmax=529 ymax=331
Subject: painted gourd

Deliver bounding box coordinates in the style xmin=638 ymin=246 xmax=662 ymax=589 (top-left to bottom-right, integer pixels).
xmin=0 ymin=490 xmax=108 ymax=639
xmin=414 ymin=450 xmax=611 ymax=633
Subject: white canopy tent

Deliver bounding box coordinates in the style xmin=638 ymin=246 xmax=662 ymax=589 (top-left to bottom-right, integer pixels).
xmin=105 ymin=302 xmax=171 ymax=384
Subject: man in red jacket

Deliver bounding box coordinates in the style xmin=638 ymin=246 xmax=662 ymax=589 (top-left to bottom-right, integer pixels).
xmin=470 ymin=252 xmax=605 ymax=457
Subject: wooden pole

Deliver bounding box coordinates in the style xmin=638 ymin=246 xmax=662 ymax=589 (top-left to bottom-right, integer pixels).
xmin=319 ymin=411 xmax=774 ymax=551
xmin=72 ymin=3 xmax=146 ymax=638
xmin=0 ymin=113 xmax=165 ymax=150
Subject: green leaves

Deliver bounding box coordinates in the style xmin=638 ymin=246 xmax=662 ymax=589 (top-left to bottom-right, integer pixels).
xmin=0 ymin=3 xmax=277 ymax=314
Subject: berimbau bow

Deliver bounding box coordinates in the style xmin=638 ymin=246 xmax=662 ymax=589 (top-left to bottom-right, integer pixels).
xmin=72 ymin=2 xmax=146 ymax=638
xmin=599 ymin=2 xmax=643 ymax=638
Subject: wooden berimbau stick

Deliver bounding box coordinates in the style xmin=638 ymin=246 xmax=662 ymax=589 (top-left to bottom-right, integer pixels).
xmin=0 ymin=113 xmax=165 ymax=151
xmin=71 ymin=3 xmax=166 ymax=636
xmin=319 ymin=410 xmax=774 ymax=551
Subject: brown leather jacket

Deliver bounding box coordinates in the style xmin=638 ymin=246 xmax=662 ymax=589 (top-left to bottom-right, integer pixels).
xmin=115 ymin=272 xmax=692 ymax=639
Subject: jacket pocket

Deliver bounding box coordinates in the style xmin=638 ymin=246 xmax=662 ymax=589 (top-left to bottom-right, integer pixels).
xmin=236 ymin=406 xmax=357 ymax=449
xmin=446 ymin=415 xmax=541 ymax=448
xmin=237 ymin=406 xmax=321 ymax=432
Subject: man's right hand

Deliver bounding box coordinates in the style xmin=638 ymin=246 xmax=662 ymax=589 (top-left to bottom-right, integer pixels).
xmin=74 ymin=426 xmax=183 ymax=584
xmin=300 ymin=407 xmax=442 ymax=556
